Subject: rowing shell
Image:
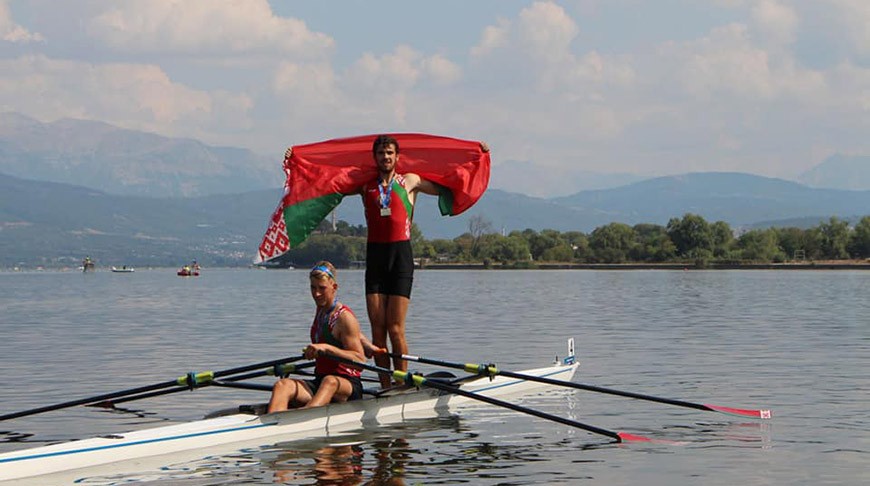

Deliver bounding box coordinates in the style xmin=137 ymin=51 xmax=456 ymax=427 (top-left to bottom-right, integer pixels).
xmin=0 ymin=358 xmax=578 ymax=483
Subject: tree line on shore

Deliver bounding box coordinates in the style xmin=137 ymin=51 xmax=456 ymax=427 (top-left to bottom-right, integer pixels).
xmin=282 ymin=214 xmax=870 ymax=268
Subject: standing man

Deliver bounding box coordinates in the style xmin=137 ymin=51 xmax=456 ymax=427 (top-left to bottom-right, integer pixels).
xmin=283 ymin=136 xmax=489 ymax=388
xmin=360 ymin=135 xmax=439 ymax=388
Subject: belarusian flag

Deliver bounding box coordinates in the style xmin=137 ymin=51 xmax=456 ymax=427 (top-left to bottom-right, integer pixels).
xmin=255 ymin=133 xmax=490 ymax=264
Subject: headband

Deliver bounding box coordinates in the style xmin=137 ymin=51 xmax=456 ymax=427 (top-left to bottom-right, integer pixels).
xmin=310 ymin=265 xmax=335 ymax=281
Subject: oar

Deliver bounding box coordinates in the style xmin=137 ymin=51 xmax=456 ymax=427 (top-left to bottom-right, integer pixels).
xmin=383 ymin=351 xmax=772 ymax=419
xmin=323 ymin=352 xmax=653 ymax=443
xmin=92 ymin=361 xmax=382 ymax=408
xmin=0 ymin=355 xmax=305 ymax=421
xmin=88 ymin=361 xmax=320 ymax=407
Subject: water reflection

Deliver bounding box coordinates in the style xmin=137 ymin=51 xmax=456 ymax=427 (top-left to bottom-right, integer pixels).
xmin=261 ymin=417 xmax=459 ymax=485
xmin=266 ymin=438 xmax=413 ymax=485
xmin=366 ymin=438 xmax=411 ymax=485
xmin=269 ymin=444 xmax=365 ymax=485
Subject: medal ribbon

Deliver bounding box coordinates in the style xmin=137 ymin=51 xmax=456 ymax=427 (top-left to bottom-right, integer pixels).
xmin=377 ymin=177 xmax=393 ymax=209
xmin=314 ymin=301 xmax=338 ymax=343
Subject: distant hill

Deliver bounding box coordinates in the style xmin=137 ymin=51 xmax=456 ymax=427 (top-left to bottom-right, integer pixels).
xmin=490 ymin=159 xmax=645 ymax=197
xmin=552 ymin=172 xmax=870 ymax=228
xmin=0 ymin=172 xmax=281 ymax=267
xmin=4 ymin=170 xmax=870 ymax=267
xmin=797 ymin=154 xmax=870 ymax=190
xmin=0 ymin=112 xmax=282 ymax=197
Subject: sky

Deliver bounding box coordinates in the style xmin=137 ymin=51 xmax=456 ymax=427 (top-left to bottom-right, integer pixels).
xmin=1 ymin=0 xmax=869 ymax=194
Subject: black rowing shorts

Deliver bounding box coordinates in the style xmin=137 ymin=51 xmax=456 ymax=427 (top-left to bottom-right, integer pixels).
xmin=365 ymin=240 xmax=414 ymax=298
xmin=307 ymin=374 xmax=364 ymax=401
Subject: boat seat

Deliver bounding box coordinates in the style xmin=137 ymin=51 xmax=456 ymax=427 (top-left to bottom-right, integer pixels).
xmin=203 ymin=403 xmax=268 ymax=418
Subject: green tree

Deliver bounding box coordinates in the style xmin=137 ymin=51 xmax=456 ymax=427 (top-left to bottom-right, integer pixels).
xmin=335 ymin=220 xmax=367 ymax=237
xmin=849 ymin=216 xmax=870 ymax=258
xmin=631 ymin=223 xmax=675 ymax=262
xmin=818 ymin=217 xmax=850 ymax=259
xmin=776 ymin=226 xmax=824 ymax=260
xmin=802 ymin=227 xmax=825 ymax=260
xmin=410 ymin=222 xmax=438 ymax=260
xmin=589 ymin=223 xmax=635 ymax=263
xmin=710 ymin=221 xmax=734 ymax=257
xmin=430 ymin=238 xmax=459 ymax=262
xmin=519 ymin=229 xmax=556 ymax=261
xmin=562 ymin=231 xmax=590 ymax=261
xmin=667 ymin=214 xmax=713 ymax=257
xmin=541 ymin=243 xmax=575 ymax=262
xmin=285 ymin=234 xmax=365 ymax=267
xmin=478 ymin=234 xmax=530 ymax=263
xmin=452 ymin=233 xmax=475 ymax=261
xmin=467 ymin=214 xmax=494 ymax=258
xmin=777 ymin=227 xmax=806 ymax=260
xmin=736 ymin=228 xmax=784 ymax=261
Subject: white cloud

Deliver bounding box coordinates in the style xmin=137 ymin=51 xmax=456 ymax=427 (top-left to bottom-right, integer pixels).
xmin=470 ymin=2 xmax=634 ymax=94
xmin=422 ymin=55 xmax=462 ymax=86
xmin=516 ymin=1 xmax=579 ymax=63
xmin=825 ymin=0 xmax=870 ymax=57
xmin=272 ymin=61 xmax=339 ymax=108
xmin=1 ymin=0 xmax=869 ymax=186
xmin=751 ymin=0 xmax=799 ymax=46
xmin=660 ymin=23 xmax=824 ymax=101
xmin=345 ymin=46 xmax=422 ymax=93
xmin=470 ymin=18 xmax=510 ymax=57
xmin=87 ymin=0 xmax=333 ymax=58
xmin=827 ymin=62 xmax=870 ymax=112
xmin=0 ymin=55 xmax=252 ymax=140
xmin=0 ymin=0 xmax=44 ymax=43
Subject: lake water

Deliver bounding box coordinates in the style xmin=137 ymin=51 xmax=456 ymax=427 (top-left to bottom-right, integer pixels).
xmin=0 ymin=268 xmax=867 ymax=485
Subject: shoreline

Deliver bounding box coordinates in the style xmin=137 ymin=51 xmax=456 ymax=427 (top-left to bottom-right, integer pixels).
xmin=6 ymin=261 xmax=870 ymax=272
xmin=421 ymin=261 xmax=870 ymax=270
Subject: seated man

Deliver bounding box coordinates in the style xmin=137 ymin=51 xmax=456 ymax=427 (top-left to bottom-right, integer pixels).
xmin=267 ymin=261 xmax=369 ymax=412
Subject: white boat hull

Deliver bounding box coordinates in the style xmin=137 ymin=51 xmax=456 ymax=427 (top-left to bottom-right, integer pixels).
xmin=0 ymin=361 xmax=577 ymax=483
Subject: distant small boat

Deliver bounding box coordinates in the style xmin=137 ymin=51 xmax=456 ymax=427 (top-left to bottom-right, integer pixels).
xmin=177 ymin=266 xmax=200 ymax=277
xmin=111 ymin=266 xmax=135 ymax=273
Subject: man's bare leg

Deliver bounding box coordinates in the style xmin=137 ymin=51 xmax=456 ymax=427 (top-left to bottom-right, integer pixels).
xmin=267 ymin=379 xmax=313 ymax=413
xmin=305 ymin=375 xmax=353 ymax=408
xmin=385 ymin=295 xmax=410 ymax=375
xmin=366 ymin=293 xmax=392 ymax=388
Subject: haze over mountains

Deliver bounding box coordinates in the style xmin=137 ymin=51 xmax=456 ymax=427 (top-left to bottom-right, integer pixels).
xmin=0 ymin=112 xmax=281 ymax=198
xmin=2 ymin=112 xmax=870 ymax=267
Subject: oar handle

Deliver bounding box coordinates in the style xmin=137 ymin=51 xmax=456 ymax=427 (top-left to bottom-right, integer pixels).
xmin=93 ymin=362 xmax=320 ymax=407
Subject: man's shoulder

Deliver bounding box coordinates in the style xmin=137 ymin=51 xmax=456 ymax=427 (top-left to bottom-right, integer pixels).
xmin=397 ymin=173 xmax=422 ymax=187
xmin=337 ymin=302 xmax=354 ymax=315
xmin=335 ymin=304 xmax=358 ymax=325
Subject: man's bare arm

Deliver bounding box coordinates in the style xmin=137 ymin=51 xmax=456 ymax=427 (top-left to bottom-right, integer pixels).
xmin=407 ymin=174 xmax=441 ymax=196
xmin=334 ymin=313 xmax=366 ymax=363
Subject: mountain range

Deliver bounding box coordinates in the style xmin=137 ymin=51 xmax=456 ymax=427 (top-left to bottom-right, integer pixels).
xmin=0 ymin=112 xmax=281 ymax=198
xmin=2 ymin=112 xmax=870 ymax=267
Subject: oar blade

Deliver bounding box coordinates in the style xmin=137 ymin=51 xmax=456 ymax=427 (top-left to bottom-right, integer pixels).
xmin=617 ymin=432 xmax=652 ymax=442
xmin=704 ymin=404 xmax=772 ymax=419
xmin=617 ymin=432 xmax=688 ymax=445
